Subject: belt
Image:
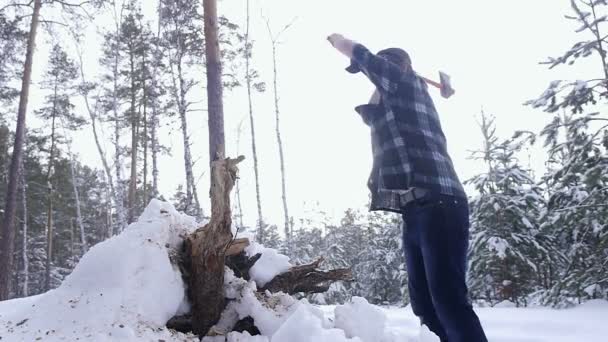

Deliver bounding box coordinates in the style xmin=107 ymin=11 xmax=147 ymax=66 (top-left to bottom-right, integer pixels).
xmin=400 ymin=188 xmax=428 ymax=205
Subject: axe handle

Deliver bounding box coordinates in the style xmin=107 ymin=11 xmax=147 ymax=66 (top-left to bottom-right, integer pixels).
xmin=421 ymin=76 xmax=442 ymax=89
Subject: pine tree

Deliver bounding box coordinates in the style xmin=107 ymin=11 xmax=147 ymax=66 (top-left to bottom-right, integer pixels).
xmin=528 ymin=0 xmax=608 ymax=305
xmin=466 ymin=113 xmax=558 ymax=306
xmin=159 ymin=0 xmax=205 ymax=219
xmin=35 ymin=44 xmax=83 ymax=291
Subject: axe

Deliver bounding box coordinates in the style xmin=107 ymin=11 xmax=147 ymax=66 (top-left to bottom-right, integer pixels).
xmin=421 ymin=71 xmax=455 ymax=99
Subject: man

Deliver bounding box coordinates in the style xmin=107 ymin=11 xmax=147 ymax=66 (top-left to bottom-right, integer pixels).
xmin=327 ymin=34 xmax=488 ymax=342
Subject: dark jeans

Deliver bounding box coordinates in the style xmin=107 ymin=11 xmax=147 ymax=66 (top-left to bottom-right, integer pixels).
xmin=401 ymin=192 xmax=487 ymax=342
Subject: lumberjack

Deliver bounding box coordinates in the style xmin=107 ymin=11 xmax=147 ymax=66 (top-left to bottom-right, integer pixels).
xmin=327 ymin=33 xmax=488 ymax=342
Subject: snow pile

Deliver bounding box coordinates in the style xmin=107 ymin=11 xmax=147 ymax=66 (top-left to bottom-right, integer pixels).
xmin=334 ymin=296 xmax=387 ymax=342
xmin=0 ymin=199 xmax=198 ymax=342
xmin=245 ymin=242 xmax=292 ymax=287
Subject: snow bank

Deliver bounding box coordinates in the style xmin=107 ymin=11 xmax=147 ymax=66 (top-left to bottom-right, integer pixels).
xmin=334 ymin=297 xmax=387 ymax=342
xmin=245 ymin=242 xmax=291 ymax=288
xmin=272 ymin=304 xmax=362 ymax=342
xmin=0 ymin=199 xmax=197 ymax=342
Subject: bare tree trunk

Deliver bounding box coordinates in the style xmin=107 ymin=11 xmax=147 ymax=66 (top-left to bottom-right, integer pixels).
xmin=0 ymin=0 xmax=42 ymax=301
xmin=127 ymin=49 xmax=139 ymax=224
xmin=150 ymin=1 xmax=162 ymax=199
xmin=44 ymin=94 xmax=58 ymax=292
xmin=270 ymin=33 xmax=290 ymax=245
xmin=67 ymin=150 xmax=87 ymax=254
xmin=204 ymin=0 xmax=225 ymax=163
xmin=74 ymin=45 xmax=119 ymax=237
xmin=235 ymin=120 xmax=245 ymax=229
xmin=186 ymin=0 xmax=230 ymax=335
xmin=264 ymin=17 xmax=294 ymax=247
xmin=19 ymin=160 xmax=28 ymax=297
xmin=70 ymin=219 xmax=75 ymax=264
xmin=244 ymin=0 xmax=264 ymax=242
xmin=166 ymin=11 xmax=202 ymax=218
xmin=142 ymin=58 xmax=149 ymax=207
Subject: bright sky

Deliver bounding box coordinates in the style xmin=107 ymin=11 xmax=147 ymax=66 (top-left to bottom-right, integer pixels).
xmin=25 ymin=0 xmax=600 ymax=229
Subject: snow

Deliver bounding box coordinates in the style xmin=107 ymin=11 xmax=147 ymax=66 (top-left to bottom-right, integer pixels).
xmin=488 ymin=236 xmax=509 ymax=259
xmin=245 ymin=242 xmax=292 ymax=288
xmin=0 ymin=199 xmax=198 ymax=342
xmin=334 ymin=296 xmax=386 ymax=342
xmin=1 ymin=200 xmax=608 ymax=342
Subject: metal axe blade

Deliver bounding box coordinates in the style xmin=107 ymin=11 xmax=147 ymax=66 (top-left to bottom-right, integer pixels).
xmin=439 ymin=71 xmax=455 ymax=99
xmin=421 ymin=72 xmax=455 ymax=99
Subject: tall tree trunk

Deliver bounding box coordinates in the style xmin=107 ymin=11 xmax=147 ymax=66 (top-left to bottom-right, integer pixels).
xmin=167 ymin=13 xmax=202 ymax=218
xmin=187 ymin=0 xmax=231 ymax=335
xmin=244 ymin=0 xmax=264 ymax=242
xmin=45 ymin=96 xmax=58 ymax=292
xmin=74 ymin=45 xmax=119 ymax=231
xmin=235 ymin=121 xmax=245 ymax=229
xmin=127 ymin=49 xmax=139 ymax=224
xmin=142 ymin=54 xmax=149 ymax=207
xmin=204 ymin=0 xmax=225 ymax=163
xmin=0 ymin=0 xmax=42 ymax=301
xmin=112 ymin=2 xmax=126 ymax=233
xmin=150 ymin=1 xmax=162 ymax=199
xmin=67 ymin=150 xmax=87 ymax=254
xmin=269 ymin=33 xmax=290 ymax=246
xmin=19 ymin=160 xmax=28 ymax=297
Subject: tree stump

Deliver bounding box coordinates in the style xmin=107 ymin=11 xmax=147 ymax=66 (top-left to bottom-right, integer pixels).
xmin=185 ymin=156 xmax=244 ymax=336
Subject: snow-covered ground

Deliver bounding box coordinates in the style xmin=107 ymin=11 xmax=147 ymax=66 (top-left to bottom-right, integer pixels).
xmin=0 ymin=200 xmax=606 ymax=342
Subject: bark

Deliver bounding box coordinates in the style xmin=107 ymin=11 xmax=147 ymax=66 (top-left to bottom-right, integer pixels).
xmin=204 ymin=0 xmax=225 ymax=163
xmin=186 ymin=2 xmax=230 ymax=333
xmin=150 ymin=1 xmax=162 ymax=199
xmin=19 ymin=161 xmax=28 ymax=297
xmin=142 ymin=53 xmax=149 ymax=206
xmin=74 ymin=45 xmax=119 ymax=237
xmin=67 ymin=149 xmax=87 ymax=254
xmin=260 ymin=257 xmax=353 ymax=295
xmin=166 ymin=11 xmax=202 ymax=218
xmin=171 ymin=22 xmax=202 ymax=218
xmin=44 ymin=84 xmax=58 ymax=292
xmin=244 ymin=0 xmax=264 ymax=241
xmin=266 ymin=23 xmax=290 ymax=245
xmin=185 ymin=156 xmax=243 ymax=336
xmin=234 ymin=121 xmax=245 ymax=229
xmin=0 ymin=0 xmax=42 ymax=301
xmin=127 ymin=44 xmax=139 ymax=224
xmin=112 ymin=4 xmax=126 ymax=233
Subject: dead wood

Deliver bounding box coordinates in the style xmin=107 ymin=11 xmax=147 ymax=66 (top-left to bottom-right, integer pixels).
xmin=260 ymin=257 xmax=353 ymax=295
xmin=185 ymin=156 xmax=244 ymax=336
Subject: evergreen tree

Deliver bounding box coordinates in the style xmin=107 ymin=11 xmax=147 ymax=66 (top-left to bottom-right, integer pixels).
xmin=528 ymin=0 xmax=608 ymax=305
xmin=35 ymin=44 xmax=82 ymax=291
xmin=466 ymin=113 xmax=558 ymax=306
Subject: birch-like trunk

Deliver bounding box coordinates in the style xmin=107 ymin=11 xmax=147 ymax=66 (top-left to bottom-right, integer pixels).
xmin=270 ymin=40 xmax=290 ymax=245
xmin=0 ymin=0 xmax=42 ymax=300
xmin=112 ymin=2 xmax=126 ymax=232
xmin=67 ymin=150 xmax=87 ymax=254
xmin=166 ymin=24 xmax=202 ymax=218
xmin=264 ymin=17 xmax=294 ymax=246
xmin=44 ymin=102 xmax=58 ymax=292
xmin=244 ymin=0 xmax=264 ymax=241
xmin=19 ymin=160 xmax=28 ymax=297
xmin=127 ymin=46 xmax=139 ymax=224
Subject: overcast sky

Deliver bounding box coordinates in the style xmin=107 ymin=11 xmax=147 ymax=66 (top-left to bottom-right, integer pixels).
xmin=25 ymin=0 xmax=601 ymax=229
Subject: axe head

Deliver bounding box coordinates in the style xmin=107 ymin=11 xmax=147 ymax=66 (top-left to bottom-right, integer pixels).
xmin=439 ymin=71 xmax=455 ymax=99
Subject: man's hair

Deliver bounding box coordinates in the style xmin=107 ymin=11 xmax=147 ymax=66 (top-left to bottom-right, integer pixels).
xmin=377 ymin=48 xmax=412 ymax=70
xmin=345 ymin=47 xmax=412 ymax=74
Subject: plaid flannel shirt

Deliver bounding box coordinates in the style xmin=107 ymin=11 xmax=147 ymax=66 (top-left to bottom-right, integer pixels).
xmin=351 ymin=44 xmax=466 ymax=213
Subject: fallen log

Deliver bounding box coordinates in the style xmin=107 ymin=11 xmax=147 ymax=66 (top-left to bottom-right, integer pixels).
xmin=260 ymin=257 xmax=353 ymax=295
